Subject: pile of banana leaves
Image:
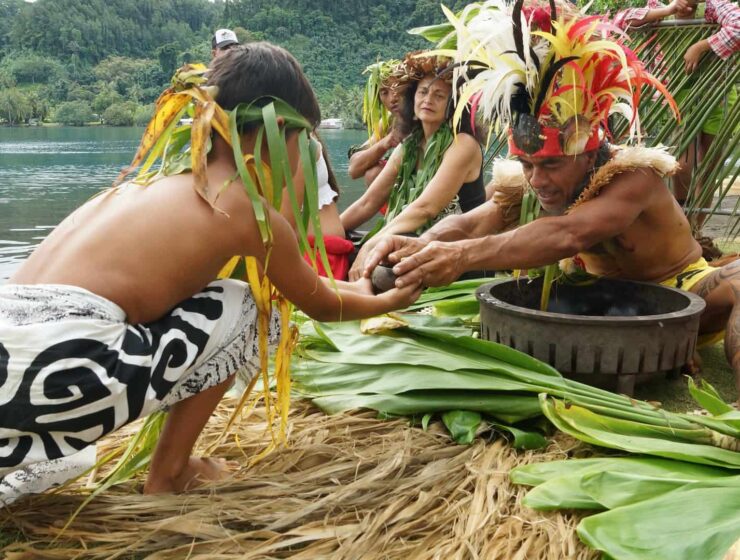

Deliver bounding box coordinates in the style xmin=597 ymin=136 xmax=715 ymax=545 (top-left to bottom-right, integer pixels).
xmin=292 ymin=281 xmax=740 ymax=559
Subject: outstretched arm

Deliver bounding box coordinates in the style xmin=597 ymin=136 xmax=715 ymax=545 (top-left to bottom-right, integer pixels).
xmin=392 ymin=170 xmax=656 ymax=287
xmin=340 ymin=146 xmax=402 ymax=231
xmin=254 ymin=207 xmax=421 ymax=320
xmin=423 ymin=198 xmax=507 ymax=242
xmin=359 ymin=200 xmax=506 ymax=279
xmin=687 ymin=0 xmax=740 ymax=63
xmin=614 ymin=1 xmax=677 ymax=29
xmin=684 ymin=38 xmax=712 ymax=73
xmin=377 ymin=133 xmax=482 ymax=237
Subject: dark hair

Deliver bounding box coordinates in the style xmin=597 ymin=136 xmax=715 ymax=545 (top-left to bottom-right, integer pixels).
xmin=400 ymin=72 xmax=483 ymax=142
xmin=208 ymin=42 xmax=321 ymax=129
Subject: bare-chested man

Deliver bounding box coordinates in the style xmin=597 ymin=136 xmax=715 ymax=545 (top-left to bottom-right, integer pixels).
xmin=365 ymin=144 xmax=740 ymax=402
xmin=0 ymin=43 xmax=420 ymax=494
xmin=364 ymin=0 xmax=740 ymax=403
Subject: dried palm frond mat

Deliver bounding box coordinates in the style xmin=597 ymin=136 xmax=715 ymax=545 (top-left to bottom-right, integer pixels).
xmin=1 ymin=398 xmax=597 ymax=560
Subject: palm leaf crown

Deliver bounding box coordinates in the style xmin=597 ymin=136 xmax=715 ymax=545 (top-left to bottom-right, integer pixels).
xmin=112 ymin=63 xmax=333 ymax=466
xmin=362 ymin=59 xmax=405 ymax=140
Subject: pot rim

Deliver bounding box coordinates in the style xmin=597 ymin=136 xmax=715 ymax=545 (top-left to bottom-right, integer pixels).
xmin=475 ymin=278 xmax=706 ymax=326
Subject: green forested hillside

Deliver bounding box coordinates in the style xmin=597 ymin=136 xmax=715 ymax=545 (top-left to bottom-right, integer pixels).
xmin=0 ymin=0 xmax=640 ymax=126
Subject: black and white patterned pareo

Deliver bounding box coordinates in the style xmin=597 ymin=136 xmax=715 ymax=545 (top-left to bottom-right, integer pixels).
xmin=0 ymin=279 xmax=280 ymax=479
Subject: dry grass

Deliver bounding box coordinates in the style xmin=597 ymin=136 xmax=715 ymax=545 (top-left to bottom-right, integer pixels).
xmin=0 ymin=398 xmax=597 ymax=560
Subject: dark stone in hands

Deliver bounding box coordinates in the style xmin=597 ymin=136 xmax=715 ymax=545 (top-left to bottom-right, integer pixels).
xmin=371 ymin=265 xmax=398 ymax=294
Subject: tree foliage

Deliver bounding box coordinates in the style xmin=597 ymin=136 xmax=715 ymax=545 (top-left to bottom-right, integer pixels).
xmin=102 ymin=101 xmax=137 ymax=126
xmin=53 ymin=100 xmax=95 ymax=126
xmin=3 ymin=53 xmax=67 ymax=85
xmin=0 ymin=0 xmax=649 ymax=126
xmin=576 ymin=0 xmax=645 ymax=14
xmin=0 ymin=87 xmax=32 ymax=124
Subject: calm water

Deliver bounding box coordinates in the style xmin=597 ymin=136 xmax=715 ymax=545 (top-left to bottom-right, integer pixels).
xmin=0 ymin=126 xmax=368 ymax=281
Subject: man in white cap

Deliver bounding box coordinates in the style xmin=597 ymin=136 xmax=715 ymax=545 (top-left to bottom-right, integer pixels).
xmin=211 ymin=28 xmax=240 ymax=58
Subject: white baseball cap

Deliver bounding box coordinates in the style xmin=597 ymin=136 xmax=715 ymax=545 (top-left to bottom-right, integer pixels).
xmin=212 ymin=28 xmax=239 ymax=49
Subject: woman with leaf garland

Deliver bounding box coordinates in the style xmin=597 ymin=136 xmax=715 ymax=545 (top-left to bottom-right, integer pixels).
xmin=342 ymin=54 xmax=486 ymax=280
xmin=0 ymin=43 xmax=422 ymax=495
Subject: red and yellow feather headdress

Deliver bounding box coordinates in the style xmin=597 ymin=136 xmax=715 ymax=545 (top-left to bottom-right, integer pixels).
xmin=442 ymin=0 xmax=678 ymax=156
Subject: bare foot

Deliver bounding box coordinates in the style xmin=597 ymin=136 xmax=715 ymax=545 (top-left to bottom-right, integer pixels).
xmin=144 ymin=457 xmax=237 ymax=494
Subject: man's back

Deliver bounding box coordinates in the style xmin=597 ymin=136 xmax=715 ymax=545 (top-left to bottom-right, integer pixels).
xmin=10 ymin=162 xmax=257 ymax=324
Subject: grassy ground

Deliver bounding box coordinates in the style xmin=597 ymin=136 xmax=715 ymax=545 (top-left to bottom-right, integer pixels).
xmin=635 ymin=342 xmax=737 ymax=412
xmin=634 ymin=235 xmax=739 ymax=411
xmin=0 ymin=528 xmax=23 ymax=550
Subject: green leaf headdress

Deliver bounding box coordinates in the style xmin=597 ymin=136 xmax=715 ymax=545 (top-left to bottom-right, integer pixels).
xmin=113 ymin=63 xmax=331 ymax=465
xmin=56 ymin=61 xmax=333 ymax=526
xmin=362 ymin=59 xmax=409 ymax=140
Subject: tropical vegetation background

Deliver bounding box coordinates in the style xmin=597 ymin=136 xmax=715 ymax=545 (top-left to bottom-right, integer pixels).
xmin=0 ymin=0 xmax=643 ymax=128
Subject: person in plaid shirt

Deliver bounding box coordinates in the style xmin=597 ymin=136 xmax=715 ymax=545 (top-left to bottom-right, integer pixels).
xmin=615 ymin=0 xmax=738 ymax=73
xmin=683 ymin=0 xmax=739 ymax=66
xmin=614 ymin=0 xmax=688 ymax=31
xmin=615 ymin=0 xmax=739 ymax=236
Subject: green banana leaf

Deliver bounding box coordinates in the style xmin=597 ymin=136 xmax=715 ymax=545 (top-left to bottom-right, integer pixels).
xmin=404 ymin=277 xmax=494 ymax=311
xmin=523 ymin=474 xmax=606 ymax=511
xmin=541 ymin=397 xmax=740 ymax=469
xmin=489 ymin=421 xmax=548 ymax=450
xmin=295 ymin=317 xmax=736 ymax=451
xmin=293 ymin=360 xmax=549 ymax=396
xmin=300 ymin=318 xmax=561 ymax=379
xmin=442 ymin=410 xmax=483 ymax=444
xmin=580 ymin=468 xmax=735 ymax=510
xmin=577 ymin=476 xmax=740 ymax=560
xmin=309 ymin=391 xmax=541 ymax=424
xmin=513 ymin=454 xmax=736 ymax=515
xmin=511 ymin=456 xmax=732 ymax=488
xmin=688 ymin=377 xmax=736 ymax=416
xmin=430 ymin=296 xmax=480 ymax=317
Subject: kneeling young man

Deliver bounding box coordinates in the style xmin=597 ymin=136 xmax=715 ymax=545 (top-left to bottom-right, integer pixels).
xmin=0 ymin=43 xmax=421 ymax=494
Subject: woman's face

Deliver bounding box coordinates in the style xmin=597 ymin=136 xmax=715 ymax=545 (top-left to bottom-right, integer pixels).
xmin=413 ymin=75 xmax=451 ymax=126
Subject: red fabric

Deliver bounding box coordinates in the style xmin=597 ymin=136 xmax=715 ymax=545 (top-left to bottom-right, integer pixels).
xmin=507 ymin=126 xmax=601 ymax=158
xmin=303 ymin=234 xmax=354 ymax=281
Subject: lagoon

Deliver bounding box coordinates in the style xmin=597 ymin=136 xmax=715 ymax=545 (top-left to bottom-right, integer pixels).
xmin=0 ymin=126 xmax=369 ymax=281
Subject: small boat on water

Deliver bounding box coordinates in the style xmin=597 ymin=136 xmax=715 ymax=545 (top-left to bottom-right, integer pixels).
xmin=319 ymin=118 xmax=343 ymax=129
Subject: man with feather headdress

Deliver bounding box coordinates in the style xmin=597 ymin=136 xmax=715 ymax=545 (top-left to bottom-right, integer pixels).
xmin=364 ymin=0 xmax=740 ymax=402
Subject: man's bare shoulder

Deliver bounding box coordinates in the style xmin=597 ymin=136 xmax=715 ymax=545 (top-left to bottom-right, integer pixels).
xmin=572 ymin=163 xmax=667 ymax=213
xmin=605 ymin=165 xmax=666 ymax=192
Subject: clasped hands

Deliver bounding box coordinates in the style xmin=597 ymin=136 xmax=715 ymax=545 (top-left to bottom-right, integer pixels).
xmin=353 ymin=235 xmax=466 ymax=289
